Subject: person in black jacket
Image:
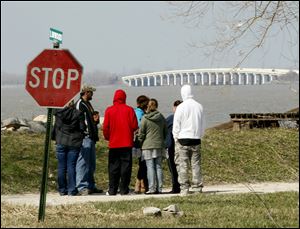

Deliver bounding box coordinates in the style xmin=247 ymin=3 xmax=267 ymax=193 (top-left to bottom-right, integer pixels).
xmin=52 ymin=100 xmax=85 ymax=196
xmin=75 ymin=85 xmax=103 ymax=195
xmin=165 ymin=100 xmax=182 ymax=193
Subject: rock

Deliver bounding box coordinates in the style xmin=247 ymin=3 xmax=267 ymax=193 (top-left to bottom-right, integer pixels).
xmin=278 ymin=120 xmax=298 ymax=129
xmin=18 ymin=118 xmax=29 ymax=126
xmin=6 ymin=127 xmax=15 ymax=132
xmin=163 ymin=204 xmax=179 ymax=213
xmin=1 ymin=117 xmax=29 ymax=131
xmin=17 ymin=126 xmax=32 ymax=133
xmin=143 ymin=207 xmax=162 ymax=217
xmin=162 ymin=204 xmax=184 ymax=217
xmin=1 ymin=117 xmax=20 ymax=128
xmin=33 ymin=115 xmax=47 ymax=123
xmin=27 ymin=121 xmax=46 ymax=133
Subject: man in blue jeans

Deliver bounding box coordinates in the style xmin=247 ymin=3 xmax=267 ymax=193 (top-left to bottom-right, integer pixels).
xmin=52 ymin=100 xmax=85 ymax=196
xmin=75 ymin=85 xmax=103 ymax=195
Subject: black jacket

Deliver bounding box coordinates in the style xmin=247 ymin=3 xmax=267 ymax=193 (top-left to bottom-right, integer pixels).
xmin=165 ymin=114 xmax=174 ymax=149
xmin=52 ymin=107 xmax=85 ymax=148
xmin=75 ymin=98 xmax=99 ymax=142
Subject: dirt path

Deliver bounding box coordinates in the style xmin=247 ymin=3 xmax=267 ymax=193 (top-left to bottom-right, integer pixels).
xmin=1 ymin=182 xmax=298 ymax=207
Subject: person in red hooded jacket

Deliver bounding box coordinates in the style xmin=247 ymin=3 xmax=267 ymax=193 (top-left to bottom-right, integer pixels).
xmin=102 ymin=89 xmax=138 ymax=195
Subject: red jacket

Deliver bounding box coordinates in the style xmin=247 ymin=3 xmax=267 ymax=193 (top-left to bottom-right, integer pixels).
xmin=102 ymin=89 xmax=138 ymax=148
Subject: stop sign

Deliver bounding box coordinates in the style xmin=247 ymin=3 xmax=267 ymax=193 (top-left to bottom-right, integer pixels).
xmin=26 ymin=49 xmax=82 ymax=107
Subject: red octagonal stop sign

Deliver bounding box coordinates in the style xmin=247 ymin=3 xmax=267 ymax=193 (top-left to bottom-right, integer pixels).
xmin=26 ymin=49 xmax=83 ymax=107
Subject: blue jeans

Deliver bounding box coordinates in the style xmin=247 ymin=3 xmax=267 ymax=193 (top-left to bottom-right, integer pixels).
xmin=145 ymin=156 xmax=163 ymax=193
xmin=56 ymin=144 xmax=80 ymax=195
xmin=76 ymin=138 xmax=96 ymax=191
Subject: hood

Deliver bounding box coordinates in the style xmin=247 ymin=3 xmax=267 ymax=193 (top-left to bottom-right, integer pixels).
xmin=113 ymin=89 xmax=126 ymax=105
xmin=181 ymin=84 xmax=193 ymax=101
xmin=144 ymin=110 xmax=162 ymax=122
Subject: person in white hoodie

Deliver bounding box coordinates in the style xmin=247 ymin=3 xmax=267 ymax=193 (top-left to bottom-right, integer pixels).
xmin=172 ymin=84 xmax=205 ymax=195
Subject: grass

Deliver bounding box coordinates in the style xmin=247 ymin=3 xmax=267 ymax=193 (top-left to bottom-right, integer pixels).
xmin=1 ymin=192 xmax=299 ymax=228
xmin=1 ymin=127 xmax=299 ymax=228
xmin=1 ymin=128 xmax=299 ymax=194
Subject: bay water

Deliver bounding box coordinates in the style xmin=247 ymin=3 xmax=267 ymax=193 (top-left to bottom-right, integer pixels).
xmin=1 ymin=82 xmax=299 ymax=129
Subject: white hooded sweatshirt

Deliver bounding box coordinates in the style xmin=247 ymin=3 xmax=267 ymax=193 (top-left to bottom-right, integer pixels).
xmin=172 ymin=84 xmax=205 ymax=140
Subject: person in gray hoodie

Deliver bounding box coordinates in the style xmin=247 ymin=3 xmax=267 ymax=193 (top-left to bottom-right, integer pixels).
xmin=138 ymin=98 xmax=168 ymax=194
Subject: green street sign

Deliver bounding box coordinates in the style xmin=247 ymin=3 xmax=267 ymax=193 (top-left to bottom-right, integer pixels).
xmin=49 ymin=28 xmax=63 ymax=44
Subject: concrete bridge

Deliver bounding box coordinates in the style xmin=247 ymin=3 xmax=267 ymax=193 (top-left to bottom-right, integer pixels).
xmin=122 ymin=68 xmax=298 ymax=87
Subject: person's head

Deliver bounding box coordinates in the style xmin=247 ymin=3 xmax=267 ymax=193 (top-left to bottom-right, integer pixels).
xmin=136 ymin=95 xmax=150 ymax=111
xmin=93 ymin=111 xmax=99 ymax=122
xmin=80 ymin=85 xmax=96 ymax=101
xmin=181 ymin=84 xmax=193 ymax=101
xmin=113 ymin=89 xmax=126 ymax=104
xmin=147 ymin=98 xmax=158 ymax=113
xmin=172 ymin=100 xmax=182 ymax=113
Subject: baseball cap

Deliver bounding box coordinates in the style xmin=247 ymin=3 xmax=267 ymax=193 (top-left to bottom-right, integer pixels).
xmin=81 ymin=84 xmax=96 ymax=93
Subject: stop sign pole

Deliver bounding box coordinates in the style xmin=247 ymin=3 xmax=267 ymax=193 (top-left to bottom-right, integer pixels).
xmin=38 ymin=97 xmax=53 ymax=222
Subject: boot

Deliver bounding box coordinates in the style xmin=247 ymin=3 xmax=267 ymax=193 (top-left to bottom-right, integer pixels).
xmin=134 ymin=179 xmax=141 ymax=194
xmin=140 ymin=179 xmax=146 ymax=193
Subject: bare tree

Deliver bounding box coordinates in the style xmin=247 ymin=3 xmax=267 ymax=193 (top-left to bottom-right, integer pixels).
xmin=164 ymin=1 xmax=299 ymax=68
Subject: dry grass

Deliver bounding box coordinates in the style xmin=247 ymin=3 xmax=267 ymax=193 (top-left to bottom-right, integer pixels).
xmin=1 ymin=192 xmax=299 ymax=228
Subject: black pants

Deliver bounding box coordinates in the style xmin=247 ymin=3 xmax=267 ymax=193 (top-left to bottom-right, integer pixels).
xmin=137 ymin=157 xmax=148 ymax=191
xmin=108 ymin=148 xmax=132 ymax=195
xmin=167 ymin=146 xmax=180 ymax=192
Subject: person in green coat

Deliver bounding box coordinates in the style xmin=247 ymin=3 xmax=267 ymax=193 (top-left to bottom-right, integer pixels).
xmin=138 ymin=98 xmax=168 ymax=194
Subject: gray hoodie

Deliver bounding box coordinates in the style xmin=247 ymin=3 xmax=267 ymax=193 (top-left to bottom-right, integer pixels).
xmin=138 ymin=110 xmax=168 ymax=150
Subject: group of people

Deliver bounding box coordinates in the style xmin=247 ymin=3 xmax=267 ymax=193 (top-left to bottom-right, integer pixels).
xmin=52 ymin=84 xmax=205 ymax=196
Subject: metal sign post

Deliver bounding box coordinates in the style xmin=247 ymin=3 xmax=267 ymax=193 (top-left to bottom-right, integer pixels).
xmin=38 ymin=30 xmax=61 ymax=222
xmin=38 ymin=107 xmax=53 ymax=222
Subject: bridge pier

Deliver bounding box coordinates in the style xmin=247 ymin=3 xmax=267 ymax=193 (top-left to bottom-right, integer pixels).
xmin=200 ymin=73 xmax=204 ymax=85
xmin=193 ymin=73 xmax=197 ymax=84
xmin=253 ymin=74 xmax=257 ymax=85
xmin=141 ymin=77 xmax=144 ymax=87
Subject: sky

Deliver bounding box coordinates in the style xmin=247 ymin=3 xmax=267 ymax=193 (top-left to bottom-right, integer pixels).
xmin=1 ymin=1 xmax=299 ymax=77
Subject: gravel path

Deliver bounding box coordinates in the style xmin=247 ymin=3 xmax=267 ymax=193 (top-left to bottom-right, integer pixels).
xmin=1 ymin=182 xmax=298 ymax=207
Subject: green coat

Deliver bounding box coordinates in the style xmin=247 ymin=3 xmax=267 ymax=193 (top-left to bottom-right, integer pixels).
xmin=138 ymin=110 xmax=168 ymax=150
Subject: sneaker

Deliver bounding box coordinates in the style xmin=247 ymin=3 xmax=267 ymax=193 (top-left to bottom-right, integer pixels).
xmin=59 ymin=192 xmax=67 ymax=196
xmin=119 ymin=187 xmax=130 ymax=195
xmin=192 ymin=187 xmax=203 ymax=193
xmin=68 ymin=191 xmax=79 ymax=196
xmin=120 ymin=191 xmax=136 ymax=196
xmin=191 ymin=185 xmax=203 ymax=193
xmin=78 ymin=188 xmax=89 ymax=196
xmin=88 ymin=187 xmax=103 ymax=194
xmin=145 ymin=190 xmax=156 ymax=195
xmin=106 ymin=191 xmax=116 ymax=196
xmin=180 ymin=189 xmax=190 ymax=196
